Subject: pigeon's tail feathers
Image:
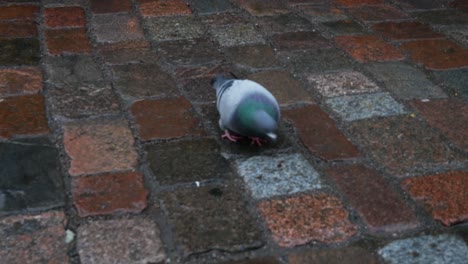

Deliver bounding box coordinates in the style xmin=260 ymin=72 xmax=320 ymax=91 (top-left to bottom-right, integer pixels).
xmin=211 ymin=75 xmax=231 ymax=90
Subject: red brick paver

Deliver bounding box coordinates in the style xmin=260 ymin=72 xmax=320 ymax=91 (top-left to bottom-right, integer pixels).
xmin=0 ymin=94 xmax=49 ymax=139
xmin=400 ymin=39 xmax=468 ymax=70
xmin=248 ymin=70 xmax=313 ymax=106
xmin=335 ymin=35 xmax=404 ymax=62
xmin=0 ymin=5 xmax=39 ymax=20
xmin=72 ymin=171 xmax=148 ymax=217
xmin=44 ymin=7 xmax=86 ymax=28
xmin=130 ymin=96 xmax=205 ymax=141
xmin=326 ymin=165 xmax=419 ymax=233
xmin=372 ymin=21 xmax=444 ymax=41
xmin=283 ymin=104 xmax=360 ymax=161
xmin=334 ymin=0 xmax=383 ymax=7
xmin=77 ymin=219 xmax=166 ymax=263
xmin=45 ymin=28 xmax=92 ymax=55
xmin=411 ymin=99 xmax=468 ymax=151
xmin=233 ymin=0 xmax=290 ymax=16
xmin=258 ymin=193 xmax=358 ymax=247
xmin=0 ymin=211 xmax=69 ymax=264
xmin=402 ymin=171 xmax=468 ymax=226
xmin=289 ymin=246 xmax=379 ymax=264
xmin=347 ymin=4 xmax=409 ymax=22
xmin=0 ymin=20 xmax=37 ymax=39
xmin=0 ymin=67 xmax=42 ymax=96
xmin=272 ymin=31 xmax=331 ymax=50
xmin=90 ymin=0 xmax=132 ymax=14
xmin=136 ymin=0 xmax=192 ymax=17
xmin=63 ymin=117 xmax=138 ymax=176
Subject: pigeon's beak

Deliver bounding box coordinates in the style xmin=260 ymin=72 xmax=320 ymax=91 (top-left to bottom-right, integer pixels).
xmin=266 ymin=132 xmax=277 ymax=142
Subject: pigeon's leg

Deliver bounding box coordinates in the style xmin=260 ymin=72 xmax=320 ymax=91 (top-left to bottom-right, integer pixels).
xmin=221 ymin=130 xmax=243 ymax=142
xmin=249 ymin=137 xmax=268 ymax=146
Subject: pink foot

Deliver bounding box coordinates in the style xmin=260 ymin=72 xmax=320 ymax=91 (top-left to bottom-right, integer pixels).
xmin=221 ymin=130 xmax=244 ymax=142
xmin=249 ymin=137 xmax=268 ymax=146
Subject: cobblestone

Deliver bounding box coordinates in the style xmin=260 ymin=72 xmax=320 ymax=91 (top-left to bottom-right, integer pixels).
xmin=402 ymin=171 xmax=468 ymax=226
xmin=364 ymin=62 xmax=446 ymax=100
xmin=0 ymin=67 xmax=42 ymax=97
xmin=78 ymin=218 xmax=166 ymax=264
xmin=378 ymin=234 xmax=468 ymax=264
xmin=326 ymin=165 xmax=419 ymax=233
xmin=235 ymin=153 xmax=323 ymax=199
xmin=72 ymin=171 xmax=148 ymax=217
xmin=325 ymin=92 xmax=407 ymax=121
xmin=258 ymin=193 xmax=357 ymax=247
xmin=284 ymin=104 xmax=360 ymax=160
xmin=63 ymin=117 xmax=138 ymax=176
xmin=0 ymin=211 xmax=68 ymax=263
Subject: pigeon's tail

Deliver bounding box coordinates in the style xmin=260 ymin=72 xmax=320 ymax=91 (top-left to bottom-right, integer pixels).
xmin=211 ymin=75 xmax=230 ymax=90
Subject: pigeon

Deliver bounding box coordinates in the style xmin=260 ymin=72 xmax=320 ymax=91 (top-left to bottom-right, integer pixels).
xmin=211 ymin=74 xmax=280 ymax=146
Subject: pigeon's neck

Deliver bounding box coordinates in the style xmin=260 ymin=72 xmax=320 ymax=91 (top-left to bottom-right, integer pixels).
xmin=237 ymin=100 xmax=277 ymax=135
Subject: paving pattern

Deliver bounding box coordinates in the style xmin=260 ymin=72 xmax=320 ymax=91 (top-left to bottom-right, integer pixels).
xmin=0 ymin=0 xmax=467 ymax=263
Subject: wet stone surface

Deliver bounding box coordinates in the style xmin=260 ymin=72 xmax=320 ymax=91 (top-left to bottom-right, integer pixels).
xmin=0 ymin=94 xmax=49 ymax=139
xmin=431 ymin=68 xmax=468 ymax=99
xmin=45 ymin=28 xmax=92 ymax=55
xmin=326 ymin=165 xmax=419 ymax=233
xmin=0 ymin=211 xmax=68 ymax=263
xmin=325 ymin=92 xmax=407 ymax=121
xmin=44 ymin=55 xmax=105 ymax=87
xmin=411 ymin=98 xmax=468 ymax=151
xmin=348 ymin=116 xmax=462 ymax=176
xmin=300 ymin=4 xmax=348 ymax=22
xmin=378 ymin=234 xmax=468 ymax=264
xmin=210 ymin=23 xmax=266 ymax=47
xmin=225 ymin=44 xmax=279 ymax=69
xmin=112 ymin=63 xmax=179 ymax=99
xmin=256 ymin=14 xmax=313 ymax=35
xmin=235 ymin=153 xmax=323 ymax=199
xmin=145 ymin=16 xmax=204 ymax=41
xmin=277 ymin=48 xmax=352 ymax=74
xmin=0 ymin=67 xmax=42 ymax=97
xmin=160 ymin=184 xmax=262 ymax=255
xmin=0 ymin=139 xmax=64 ymax=213
xmin=91 ymin=14 xmax=145 ymax=43
xmin=130 ymin=96 xmax=205 ymax=141
xmin=272 ymin=31 xmax=331 ymax=50
xmin=187 ymin=0 xmax=233 ymax=14
xmin=283 ymin=104 xmax=360 ymax=161
xmin=78 ymin=218 xmax=166 ymax=264
xmin=307 ymin=71 xmax=380 ymax=97
xmin=364 ymin=62 xmax=446 ymax=100
xmin=289 ymin=246 xmax=379 ymax=264
xmin=258 ymin=193 xmax=358 ymax=247
xmin=248 ymin=70 xmax=313 ymax=106
xmin=72 ymin=171 xmax=148 ymax=217
xmin=402 ymin=171 xmax=468 ymax=226
xmin=158 ymin=38 xmax=224 ymax=66
xmin=322 ymin=19 xmax=366 ymax=35
xmin=146 ymin=138 xmax=232 ymax=185
xmin=63 ymin=117 xmax=138 ymax=176
xmin=47 ymin=83 xmax=120 ymax=119
xmin=0 ymin=38 xmax=40 ymax=66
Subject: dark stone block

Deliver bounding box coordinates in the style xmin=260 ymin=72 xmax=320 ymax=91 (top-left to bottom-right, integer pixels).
xmin=0 ymin=38 xmax=40 ymax=66
xmin=0 ymin=139 xmax=64 ymax=213
xmin=160 ymin=183 xmax=262 ymax=255
xmin=146 ymin=138 xmax=231 ymax=185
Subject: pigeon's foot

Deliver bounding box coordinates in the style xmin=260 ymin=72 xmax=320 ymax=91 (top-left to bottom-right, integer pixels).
xmin=249 ymin=137 xmax=268 ymax=146
xmin=221 ymin=130 xmax=243 ymax=142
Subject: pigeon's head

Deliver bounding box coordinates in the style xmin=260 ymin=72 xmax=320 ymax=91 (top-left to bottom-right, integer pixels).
xmin=253 ymin=110 xmax=278 ymax=142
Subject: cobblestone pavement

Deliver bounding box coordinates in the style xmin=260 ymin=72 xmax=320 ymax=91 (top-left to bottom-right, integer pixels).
xmin=1 ymin=0 xmax=467 ymax=263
